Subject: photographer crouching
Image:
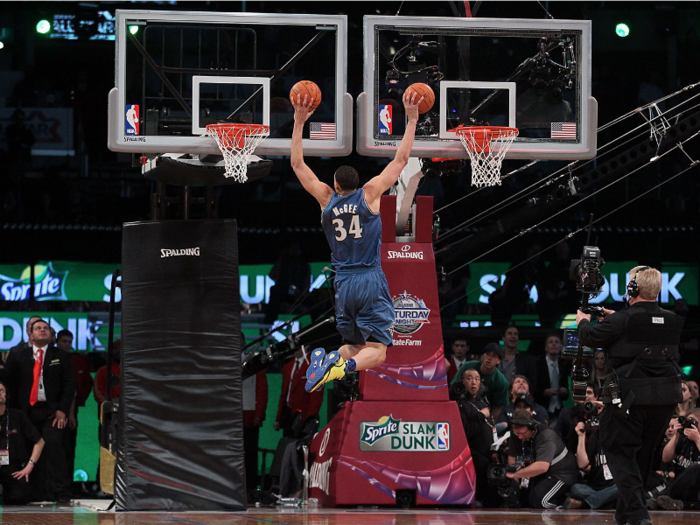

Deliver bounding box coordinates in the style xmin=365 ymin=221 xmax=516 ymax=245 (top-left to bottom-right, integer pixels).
xmin=505 ymin=409 xmax=579 ymax=508
xmin=576 ymin=266 xmax=685 ymax=525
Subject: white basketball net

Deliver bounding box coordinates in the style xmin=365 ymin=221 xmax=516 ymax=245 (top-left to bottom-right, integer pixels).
xmin=457 ymin=127 xmax=519 ymax=187
xmin=206 ymin=124 xmax=270 ymax=182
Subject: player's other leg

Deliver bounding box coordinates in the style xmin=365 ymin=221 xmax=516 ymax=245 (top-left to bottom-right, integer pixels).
xmin=305 ymin=341 xmax=388 ymax=393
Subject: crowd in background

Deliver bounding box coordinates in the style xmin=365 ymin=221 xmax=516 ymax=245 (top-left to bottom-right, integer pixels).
xmin=444 ymin=322 xmax=700 ymax=510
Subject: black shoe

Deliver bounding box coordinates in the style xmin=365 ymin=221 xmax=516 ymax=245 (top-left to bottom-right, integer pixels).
xmin=657 ymin=495 xmax=684 ymax=511
xmin=631 ymin=520 xmax=653 ymax=525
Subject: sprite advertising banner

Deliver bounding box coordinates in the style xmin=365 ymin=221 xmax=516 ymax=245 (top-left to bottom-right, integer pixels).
xmin=0 ymin=261 xmax=332 ymax=304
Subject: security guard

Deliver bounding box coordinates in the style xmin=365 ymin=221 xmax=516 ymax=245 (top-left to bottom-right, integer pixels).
xmin=577 ymin=266 xmax=684 ymax=525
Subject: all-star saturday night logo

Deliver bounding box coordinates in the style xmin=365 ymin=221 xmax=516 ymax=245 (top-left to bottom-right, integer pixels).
xmin=0 ymin=263 xmax=68 ymax=301
xmin=392 ymin=291 xmax=430 ymax=335
xmin=359 ymin=415 xmax=450 ymax=452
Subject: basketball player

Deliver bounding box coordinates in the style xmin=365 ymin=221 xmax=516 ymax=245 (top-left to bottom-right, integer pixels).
xmin=290 ymin=90 xmax=421 ymax=393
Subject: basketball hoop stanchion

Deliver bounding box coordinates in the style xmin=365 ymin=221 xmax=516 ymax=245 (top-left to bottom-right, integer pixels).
xmin=205 ymin=123 xmax=270 ymax=182
xmin=455 ymin=125 xmax=519 ymax=187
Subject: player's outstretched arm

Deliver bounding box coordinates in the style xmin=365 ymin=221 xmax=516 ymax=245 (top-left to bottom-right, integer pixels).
xmin=364 ymin=91 xmax=421 ymax=208
xmin=290 ymin=94 xmax=333 ymax=207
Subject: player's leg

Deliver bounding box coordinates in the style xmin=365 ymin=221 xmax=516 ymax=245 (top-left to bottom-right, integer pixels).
xmin=339 ymin=341 xmax=387 ymax=370
xmin=305 ymin=270 xmax=392 ymax=392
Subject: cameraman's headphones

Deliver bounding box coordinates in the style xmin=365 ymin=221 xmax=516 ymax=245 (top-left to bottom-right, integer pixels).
xmin=626 ymin=266 xmax=651 ymax=298
xmin=510 ymin=417 xmax=538 ymax=431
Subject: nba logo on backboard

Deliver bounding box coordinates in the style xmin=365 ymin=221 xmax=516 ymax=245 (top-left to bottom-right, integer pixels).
xmin=437 ymin=423 xmax=449 ymax=450
xmin=378 ymin=104 xmax=392 ymax=135
xmin=125 ymin=105 xmax=140 ymax=135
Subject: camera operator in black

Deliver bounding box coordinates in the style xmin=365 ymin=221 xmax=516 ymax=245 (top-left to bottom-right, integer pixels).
xmin=647 ymin=410 xmax=700 ymax=510
xmin=577 ymin=265 xmax=684 ymax=525
xmin=506 ymin=409 xmax=578 ymax=508
xmin=661 ymin=409 xmax=700 ymax=476
xmin=453 ymin=368 xmax=495 ymax=504
xmin=565 ymin=400 xmax=618 ymax=509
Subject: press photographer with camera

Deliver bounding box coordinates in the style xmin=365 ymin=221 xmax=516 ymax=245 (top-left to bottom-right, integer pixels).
xmin=660 ymin=409 xmax=700 ymax=475
xmin=451 ymin=368 xmax=495 ymax=505
xmin=576 ymin=265 xmax=685 ymax=525
xmin=647 ymin=409 xmax=700 ymax=510
xmin=564 ymin=395 xmax=618 ymax=510
xmin=505 ymin=409 xmax=578 ymax=509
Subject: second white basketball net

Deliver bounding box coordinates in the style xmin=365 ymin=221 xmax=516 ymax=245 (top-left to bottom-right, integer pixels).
xmin=456 ymin=126 xmax=519 ymax=187
xmin=206 ymin=123 xmax=270 ymax=182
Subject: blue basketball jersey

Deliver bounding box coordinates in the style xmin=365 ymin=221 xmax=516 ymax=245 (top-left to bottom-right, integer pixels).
xmin=321 ymin=189 xmax=381 ymax=270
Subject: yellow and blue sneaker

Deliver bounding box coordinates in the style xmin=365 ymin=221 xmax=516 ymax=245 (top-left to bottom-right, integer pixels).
xmin=305 ymin=349 xmax=345 ymax=392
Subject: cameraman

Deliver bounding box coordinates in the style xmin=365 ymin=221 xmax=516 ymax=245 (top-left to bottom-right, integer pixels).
xmin=577 ymin=265 xmax=684 ymax=525
xmin=506 ymin=409 xmax=578 ymax=509
xmin=565 ymin=398 xmax=618 ymax=510
xmin=647 ymin=409 xmax=700 ymax=510
xmin=453 ymin=369 xmax=495 ymax=504
xmin=661 ymin=409 xmax=700 ymax=476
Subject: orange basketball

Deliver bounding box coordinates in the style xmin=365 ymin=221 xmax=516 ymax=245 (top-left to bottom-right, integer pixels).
xmin=290 ymin=80 xmax=322 ymax=111
xmin=405 ymin=83 xmax=435 ymax=114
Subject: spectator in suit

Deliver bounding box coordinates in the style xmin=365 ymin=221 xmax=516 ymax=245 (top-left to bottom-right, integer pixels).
xmin=8 ymin=316 xmax=42 ymax=354
xmin=446 ymin=337 xmax=470 ymax=383
xmin=0 ymin=380 xmax=45 ymax=505
xmin=274 ymin=349 xmax=323 ymax=438
xmin=57 ymin=329 xmax=93 ymax=495
xmin=2 ymin=319 xmax=76 ymax=504
xmin=242 ymin=351 xmax=268 ymax=494
xmin=497 ymin=325 xmax=538 ymax=393
xmin=534 ymin=333 xmax=570 ymax=420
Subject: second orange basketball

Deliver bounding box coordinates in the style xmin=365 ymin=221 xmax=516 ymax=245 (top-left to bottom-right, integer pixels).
xmin=290 ymin=80 xmax=322 ymax=111
xmin=405 ymin=83 xmax=435 ymax=114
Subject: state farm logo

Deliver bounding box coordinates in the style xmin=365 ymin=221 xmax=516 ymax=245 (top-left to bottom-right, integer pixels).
xmin=387 ymin=244 xmax=424 ymax=260
xmin=392 ymin=291 xmax=430 ymax=335
xmin=160 ymin=247 xmax=201 ymax=258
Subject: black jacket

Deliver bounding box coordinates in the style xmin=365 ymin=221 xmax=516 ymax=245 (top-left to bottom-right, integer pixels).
xmin=578 ymin=301 xmax=684 ymax=405
xmin=534 ymin=356 xmax=571 ymax=410
xmin=2 ymin=344 xmax=76 ymax=415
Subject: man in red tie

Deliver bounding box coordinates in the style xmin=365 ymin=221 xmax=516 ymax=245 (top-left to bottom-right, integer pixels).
xmin=1 ymin=319 xmax=76 ymax=504
xmin=274 ymin=349 xmax=323 ymax=437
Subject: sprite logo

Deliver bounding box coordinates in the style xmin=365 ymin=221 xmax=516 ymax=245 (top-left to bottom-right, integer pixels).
xmin=0 ymin=263 xmax=68 ymax=301
xmin=359 ymin=416 xmax=451 ymax=452
xmin=360 ymin=415 xmax=401 ymax=446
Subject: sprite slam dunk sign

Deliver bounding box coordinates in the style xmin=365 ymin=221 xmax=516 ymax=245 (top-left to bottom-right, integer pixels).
xmin=359 ymin=415 xmax=451 ymax=452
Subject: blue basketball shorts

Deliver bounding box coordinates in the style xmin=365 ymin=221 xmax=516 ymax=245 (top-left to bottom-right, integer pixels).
xmin=333 ymin=267 xmax=394 ymax=346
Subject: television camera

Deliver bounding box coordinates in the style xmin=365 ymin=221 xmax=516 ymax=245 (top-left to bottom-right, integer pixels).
xmin=565 ymin=244 xmax=606 ymax=402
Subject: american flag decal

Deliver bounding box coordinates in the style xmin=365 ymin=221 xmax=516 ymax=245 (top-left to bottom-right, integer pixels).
xmin=551 ymin=122 xmax=577 ymax=139
xmin=310 ymin=122 xmax=336 ymax=140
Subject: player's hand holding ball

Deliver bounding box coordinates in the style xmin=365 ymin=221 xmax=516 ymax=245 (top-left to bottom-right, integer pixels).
xmin=290 ymin=80 xmax=321 ymax=123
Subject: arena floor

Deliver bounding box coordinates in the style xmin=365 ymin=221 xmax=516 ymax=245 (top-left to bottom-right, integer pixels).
xmin=0 ymin=503 xmax=696 ymax=525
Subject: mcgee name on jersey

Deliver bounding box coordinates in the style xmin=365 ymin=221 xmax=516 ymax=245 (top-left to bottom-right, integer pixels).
xmin=332 ymin=204 xmax=358 ymax=216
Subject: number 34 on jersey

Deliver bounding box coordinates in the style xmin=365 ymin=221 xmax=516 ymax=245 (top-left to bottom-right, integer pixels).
xmin=331 ymin=204 xmax=363 ymax=241
xmin=332 ymin=214 xmax=363 ymax=241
